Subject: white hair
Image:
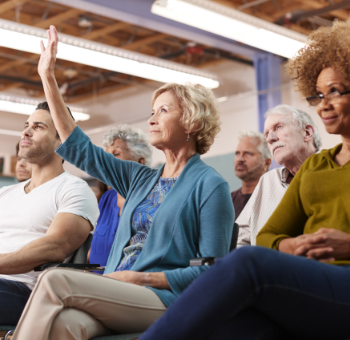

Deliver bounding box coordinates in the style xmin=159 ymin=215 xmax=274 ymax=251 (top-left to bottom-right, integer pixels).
xmin=102 ymin=125 xmax=153 ymax=167
xmin=238 ymin=130 xmax=272 ymax=161
xmin=265 ymin=105 xmax=322 ymax=151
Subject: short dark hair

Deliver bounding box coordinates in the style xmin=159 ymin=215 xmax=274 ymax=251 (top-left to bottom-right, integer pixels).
xmin=35 ymin=101 xmax=75 ymax=140
xmin=16 ymin=142 xmax=20 ymax=156
xmin=35 ymin=101 xmax=75 ymax=164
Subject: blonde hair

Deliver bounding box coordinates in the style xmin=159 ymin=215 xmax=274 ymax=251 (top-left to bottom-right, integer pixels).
xmin=151 ymin=83 xmax=221 ymax=155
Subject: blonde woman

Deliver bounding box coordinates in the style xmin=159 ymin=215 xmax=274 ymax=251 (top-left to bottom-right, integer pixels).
xmin=12 ymin=26 xmax=234 ymax=340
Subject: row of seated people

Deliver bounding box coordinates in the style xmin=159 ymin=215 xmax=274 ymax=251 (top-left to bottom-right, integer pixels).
xmin=0 ymin=19 xmax=349 ymax=340
xmin=2 ymin=24 xmax=233 ymax=340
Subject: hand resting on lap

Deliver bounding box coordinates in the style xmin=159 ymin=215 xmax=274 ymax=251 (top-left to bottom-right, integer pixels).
xmin=279 ymin=228 xmax=350 ymax=262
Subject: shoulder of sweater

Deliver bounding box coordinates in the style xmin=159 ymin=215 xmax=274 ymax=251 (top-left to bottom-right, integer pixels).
xmin=196 ymin=162 xmax=228 ymax=187
xmin=298 ymin=144 xmax=341 ymax=171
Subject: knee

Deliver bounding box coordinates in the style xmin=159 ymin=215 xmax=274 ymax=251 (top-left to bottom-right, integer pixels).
xmin=39 ymin=268 xmax=70 ymax=284
xmin=36 ymin=269 xmax=71 ymax=295
xmin=50 ymin=309 xmax=83 ymax=340
xmin=220 ymin=246 xmax=275 ymax=275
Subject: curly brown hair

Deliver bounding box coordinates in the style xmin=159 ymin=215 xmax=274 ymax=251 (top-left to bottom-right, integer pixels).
xmin=287 ymin=20 xmax=350 ymax=98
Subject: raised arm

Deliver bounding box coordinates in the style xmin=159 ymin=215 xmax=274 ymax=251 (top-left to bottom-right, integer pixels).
xmin=0 ymin=213 xmax=91 ymax=274
xmin=38 ymin=25 xmax=76 ymax=142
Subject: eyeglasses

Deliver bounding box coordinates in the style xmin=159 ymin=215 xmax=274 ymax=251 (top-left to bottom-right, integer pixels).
xmin=306 ymin=90 xmax=350 ymax=107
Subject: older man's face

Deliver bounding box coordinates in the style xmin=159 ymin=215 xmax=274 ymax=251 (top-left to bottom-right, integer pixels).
xmin=234 ymin=136 xmax=265 ymax=182
xmin=264 ymin=114 xmax=305 ymax=165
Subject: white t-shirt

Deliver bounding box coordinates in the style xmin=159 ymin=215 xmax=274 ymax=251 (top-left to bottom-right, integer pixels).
xmin=0 ymin=171 xmax=99 ymax=289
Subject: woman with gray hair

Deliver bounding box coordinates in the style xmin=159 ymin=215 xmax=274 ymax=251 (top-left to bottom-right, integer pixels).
xmin=88 ymin=125 xmax=152 ymax=272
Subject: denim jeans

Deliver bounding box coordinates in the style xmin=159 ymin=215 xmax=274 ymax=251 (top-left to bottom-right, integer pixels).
xmin=0 ymin=279 xmax=31 ymax=325
xmin=140 ymin=247 xmax=350 ymax=340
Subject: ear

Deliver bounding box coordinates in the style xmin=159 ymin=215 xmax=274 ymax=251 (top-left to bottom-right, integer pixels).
xmin=304 ymin=124 xmax=314 ymax=142
xmin=138 ymin=157 xmax=145 ymax=165
xmin=264 ymin=158 xmax=272 ymax=171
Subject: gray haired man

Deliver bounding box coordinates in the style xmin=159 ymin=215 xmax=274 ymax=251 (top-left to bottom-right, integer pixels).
xmin=237 ymin=104 xmax=321 ymax=246
xmin=232 ymin=131 xmax=272 ymax=219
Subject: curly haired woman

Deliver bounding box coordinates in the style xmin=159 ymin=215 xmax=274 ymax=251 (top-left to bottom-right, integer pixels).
xmin=11 ymin=26 xmax=234 ymax=340
xmin=137 ymin=20 xmax=350 ymax=340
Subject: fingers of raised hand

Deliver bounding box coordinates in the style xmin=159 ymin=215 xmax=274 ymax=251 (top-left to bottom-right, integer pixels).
xmin=40 ymin=40 xmax=45 ymax=53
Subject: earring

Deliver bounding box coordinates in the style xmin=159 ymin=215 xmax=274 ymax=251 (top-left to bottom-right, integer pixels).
xmin=187 ymin=133 xmax=190 ymax=142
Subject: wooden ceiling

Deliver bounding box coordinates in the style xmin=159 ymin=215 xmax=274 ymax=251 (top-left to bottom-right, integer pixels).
xmin=0 ymin=0 xmax=252 ymax=103
xmin=211 ymin=0 xmax=350 ymax=35
xmin=0 ymin=0 xmax=348 ymax=103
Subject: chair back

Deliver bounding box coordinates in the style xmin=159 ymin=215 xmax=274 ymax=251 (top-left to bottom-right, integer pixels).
xmin=230 ymin=223 xmax=239 ymax=251
xmin=69 ymin=234 xmax=93 ymax=264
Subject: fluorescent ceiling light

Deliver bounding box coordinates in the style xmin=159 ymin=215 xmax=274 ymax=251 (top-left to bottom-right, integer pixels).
xmin=0 ymin=19 xmax=219 ymax=89
xmin=151 ymin=0 xmax=307 ymax=59
xmin=0 ymin=128 xmax=22 ymax=137
xmin=0 ymin=95 xmax=90 ymax=121
xmin=217 ymin=96 xmax=228 ymax=103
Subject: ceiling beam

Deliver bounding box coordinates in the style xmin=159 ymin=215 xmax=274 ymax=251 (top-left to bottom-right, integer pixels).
xmin=123 ymin=33 xmax=168 ymax=50
xmin=278 ymin=0 xmax=350 ymax=23
xmin=0 ymin=0 xmax=29 ymax=15
xmin=0 ymin=74 xmax=42 ymax=87
xmin=82 ymin=21 xmax=130 ymax=40
xmin=49 ymin=0 xmax=260 ymax=59
xmin=35 ymin=8 xmax=83 ymax=28
xmin=0 ymin=7 xmax=84 ymax=91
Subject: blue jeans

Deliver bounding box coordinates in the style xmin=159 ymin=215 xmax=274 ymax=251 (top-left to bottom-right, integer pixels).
xmin=140 ymin=247 xmax=350 ymax=340
xmin=0 ymin=279 xmax=31 ymax=325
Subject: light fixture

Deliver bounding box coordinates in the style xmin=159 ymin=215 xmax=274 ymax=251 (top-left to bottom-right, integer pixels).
xmin=151 ymin=0 xmax=307 ymax=59
xmin=78 ymin=16 xmax=93 ymax=28
xmin=0 ymin=128 xmax=22 ymax=137
xmin=0 ymin=94 xmax=90 ymax=121
xmin=217 ymin=96 xmax=228 ymax=103
xmin=0 ymin=19 xmax=219 ymax=89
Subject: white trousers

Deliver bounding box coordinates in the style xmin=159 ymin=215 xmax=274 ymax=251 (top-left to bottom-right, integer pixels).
xmin=12 ymin=268 xmax=166 ymax=340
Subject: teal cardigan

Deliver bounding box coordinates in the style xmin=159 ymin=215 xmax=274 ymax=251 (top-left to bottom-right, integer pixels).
xmin=56 ymin=127 xmax=234 ymax=306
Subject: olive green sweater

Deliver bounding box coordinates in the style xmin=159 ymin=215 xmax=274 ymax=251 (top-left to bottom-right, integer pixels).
xmin=257 ymin=144 xmax=350 ymax=265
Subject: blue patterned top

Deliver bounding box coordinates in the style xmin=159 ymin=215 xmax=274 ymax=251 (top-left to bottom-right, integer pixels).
xmin=116 ymin=177 xmax=177 ymax=271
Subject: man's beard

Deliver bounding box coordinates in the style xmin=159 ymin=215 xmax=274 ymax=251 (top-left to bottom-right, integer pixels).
xmin=235 ymin=162 xmax=265 ymax=182
xmin=19 ymin=142 xmax=55 ymax=165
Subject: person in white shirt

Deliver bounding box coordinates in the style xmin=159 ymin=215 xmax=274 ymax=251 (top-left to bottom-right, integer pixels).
xmin=0 ymin=101 xmax=99 ymax=326
xmin=237 ymin=105 xmax=321 ymax=246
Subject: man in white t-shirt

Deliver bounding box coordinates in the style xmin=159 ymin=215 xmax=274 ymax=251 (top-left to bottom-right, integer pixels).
xmin=0 ymin=102 xmax=99 ymax=325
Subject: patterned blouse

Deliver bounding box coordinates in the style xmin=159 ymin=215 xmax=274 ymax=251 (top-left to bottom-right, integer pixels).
xmin=116 ymin=177 xmax=177 ymax=271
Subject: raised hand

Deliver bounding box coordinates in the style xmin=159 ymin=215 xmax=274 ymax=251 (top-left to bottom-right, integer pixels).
xmin=38 ymin=25 xmax=58 ymax=78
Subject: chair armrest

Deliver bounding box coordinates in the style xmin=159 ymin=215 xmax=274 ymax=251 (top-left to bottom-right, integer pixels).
xmin=190 ymin=257 xmax=222 ymax=266
xmin=34 ymin=263 xmax=103 ymax=271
